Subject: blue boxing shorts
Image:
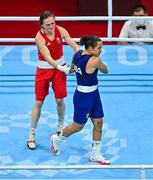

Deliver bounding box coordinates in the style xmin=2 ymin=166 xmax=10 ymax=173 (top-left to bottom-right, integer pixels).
xmin=73 ymin=88 xmax=104 ymax=125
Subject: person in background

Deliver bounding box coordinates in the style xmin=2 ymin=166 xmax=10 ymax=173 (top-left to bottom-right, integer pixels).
xmin=27 ymin=10 xmax=79 ymax=149
xmin=118 ymin=4 xmax=153 ymax=44
xmin=50 ymin=35 xmax=110 ymax=165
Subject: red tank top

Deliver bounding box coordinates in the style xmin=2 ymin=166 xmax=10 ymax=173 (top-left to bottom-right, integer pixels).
xmin=38 ymin=26 xmax=63 ymax=61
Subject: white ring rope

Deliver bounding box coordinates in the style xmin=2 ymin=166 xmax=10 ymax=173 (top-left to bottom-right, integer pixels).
xmin=0 ymin=16 xmax=153 ymax=21
xmin=107 ymin=0 xmax=112 ymax=39
xmin=0 ymin=164 xmax=152 ymax=179
xmin=0 ymin=16 xmax=153 ymax=42
xmin=0 ymin=37 xmax=153 ymax=42
xmin=0 ymin=164 xmax=153 ymax=170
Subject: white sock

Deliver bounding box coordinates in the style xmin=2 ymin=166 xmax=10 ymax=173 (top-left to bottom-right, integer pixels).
xmin=29 ymin=128 xmax=35 ymax=139
xmin=93 ymin=141 xmax=101 ymax=147
xmin=57 ymin=120 xmax=64 ymax=133
xmin=92 ymin=141 xmax=101 ymax=152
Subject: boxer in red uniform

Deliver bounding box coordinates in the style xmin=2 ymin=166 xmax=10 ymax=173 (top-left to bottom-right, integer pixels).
xmin=27 ymin=11 xmax=79 ymax=149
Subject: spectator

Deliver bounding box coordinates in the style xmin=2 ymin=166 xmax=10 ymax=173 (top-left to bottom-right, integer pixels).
xmin=118 ymin=4 xmax=153 ymax=44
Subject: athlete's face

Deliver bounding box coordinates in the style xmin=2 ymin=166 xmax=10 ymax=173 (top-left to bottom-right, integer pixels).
xmin=92 ymin=41 xmax=103 ymax=57
xmin=42 ymin=16 xmax=55 ymax=33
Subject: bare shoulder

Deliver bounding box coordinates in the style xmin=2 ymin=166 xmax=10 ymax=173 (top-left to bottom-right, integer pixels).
xmin=57 ymin=25 xmax=69 ymax=36
xmin=35 ymin=31 xmax=45 ymax=45
xmin=88 ymin=56 xmax=99 ymax=67
xmin=35 ymin=31 xmax=41 ymax=39
xmin=91 ymin=56 xmax=100 ymax=63
xmin=57 ymin=25 xmax=67 ymax=32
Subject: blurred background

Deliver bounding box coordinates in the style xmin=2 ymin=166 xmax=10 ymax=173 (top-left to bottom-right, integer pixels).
xmin=0 ymin=0 xmax=153 ymax=45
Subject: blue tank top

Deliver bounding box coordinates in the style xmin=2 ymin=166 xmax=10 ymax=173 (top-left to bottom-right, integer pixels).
xmin=73 ymin=50 xmax=98 ymax=86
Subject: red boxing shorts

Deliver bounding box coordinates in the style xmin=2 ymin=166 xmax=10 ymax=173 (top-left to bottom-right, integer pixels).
xmin=35 ymin=68 xmax=67 ymax=101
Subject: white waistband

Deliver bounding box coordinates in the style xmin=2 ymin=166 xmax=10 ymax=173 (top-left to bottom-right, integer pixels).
xmin=77 ymin=85 xmax=97 ymax=93
xmin=38 ymin=57 xmax=65 ymax=69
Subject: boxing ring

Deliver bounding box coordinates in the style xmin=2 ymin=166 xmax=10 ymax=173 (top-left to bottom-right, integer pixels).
xmin=0 ymin=0 xmax=153 ymax=179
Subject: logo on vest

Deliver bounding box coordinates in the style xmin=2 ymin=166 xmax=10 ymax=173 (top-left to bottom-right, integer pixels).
xmin=56 ymin=37 xmax=61 ymax=44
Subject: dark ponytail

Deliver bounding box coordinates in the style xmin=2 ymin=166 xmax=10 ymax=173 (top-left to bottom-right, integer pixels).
xmin=80 ymin=35 xmax=101 ymax=49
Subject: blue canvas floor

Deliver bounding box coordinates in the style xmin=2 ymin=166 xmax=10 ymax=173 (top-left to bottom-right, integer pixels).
xmin=0 ymin=45 xmax=153 ymax=179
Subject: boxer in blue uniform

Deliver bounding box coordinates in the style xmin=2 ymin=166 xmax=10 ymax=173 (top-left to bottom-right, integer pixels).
xmin=51 ymin=35 xmax=110 ymax=165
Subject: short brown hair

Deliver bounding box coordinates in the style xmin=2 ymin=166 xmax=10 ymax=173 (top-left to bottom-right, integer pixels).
xmin=39 ymin=11 xmax=55 ymax=26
